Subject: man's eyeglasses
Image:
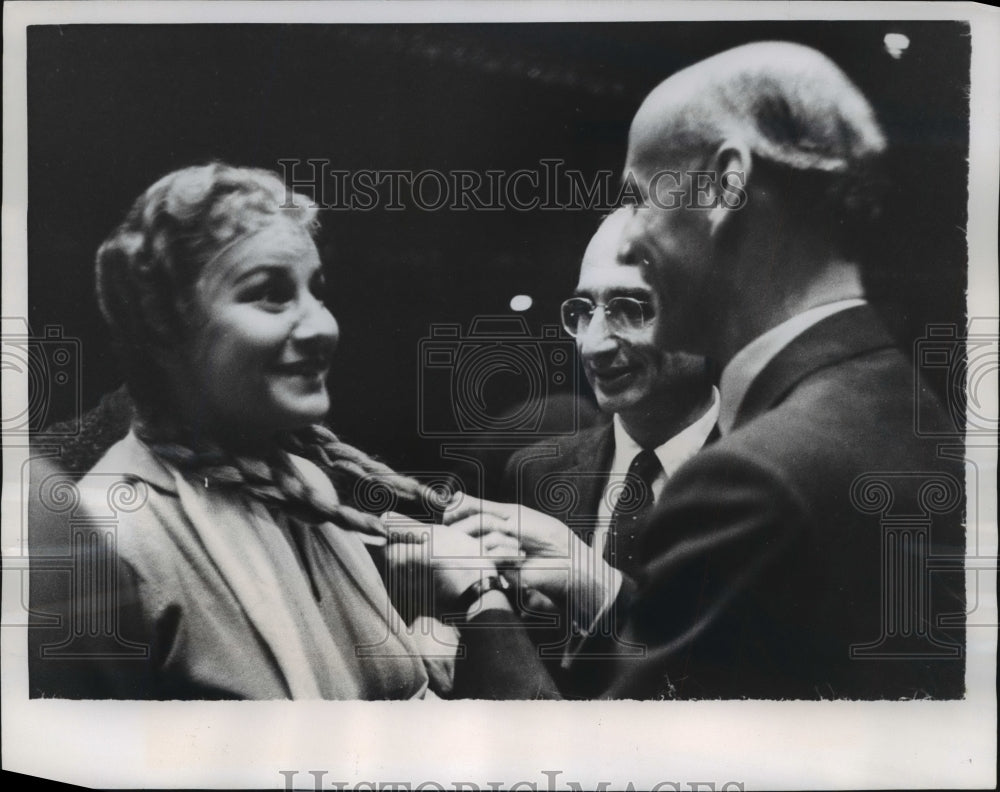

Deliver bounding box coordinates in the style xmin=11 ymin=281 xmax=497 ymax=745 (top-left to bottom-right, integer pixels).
xmin=560 ymin=296 xmax=655 ymax=337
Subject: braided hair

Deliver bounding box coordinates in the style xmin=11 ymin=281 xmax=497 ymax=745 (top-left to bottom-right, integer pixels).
xmin=137 ymin=419 xmax=445 ymax=538
xmin=97 ymin=163 xmax=445 ymax=533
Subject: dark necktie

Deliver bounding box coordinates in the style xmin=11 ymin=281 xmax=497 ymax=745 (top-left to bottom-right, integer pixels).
xmin=604 ymin=449 xmax=661 ymax=578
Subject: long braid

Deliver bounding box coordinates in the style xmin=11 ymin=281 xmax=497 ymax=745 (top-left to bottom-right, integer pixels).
xmin=289 ymin=425 xmax=445 ymax=516
xmin=135 ymin=417 xmax=445 ymax=539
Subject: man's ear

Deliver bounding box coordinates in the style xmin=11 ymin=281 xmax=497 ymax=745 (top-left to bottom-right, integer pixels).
xmin=707 ymin=139 xmax=752 ymax=238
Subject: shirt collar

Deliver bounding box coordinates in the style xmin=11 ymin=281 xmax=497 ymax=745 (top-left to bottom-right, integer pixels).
xmin=611 ymin=385 xmax=720 ymax=480
xmin=718 ymin=298 xmax=867 ymax=435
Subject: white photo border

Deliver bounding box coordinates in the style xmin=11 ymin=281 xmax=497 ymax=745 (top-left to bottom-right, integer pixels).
xmin=3 ymin=2 xmax=997 ymax=790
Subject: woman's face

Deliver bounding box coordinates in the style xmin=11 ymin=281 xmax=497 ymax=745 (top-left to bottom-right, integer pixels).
xmin=170 ymin=218 xmax=339 ymax=444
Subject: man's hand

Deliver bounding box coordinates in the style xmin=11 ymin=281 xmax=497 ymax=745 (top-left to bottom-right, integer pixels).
xmin=442 ymin=494 xmax=622 ymax=624
xmin=442 ymin=494 xmax=578 ymax=557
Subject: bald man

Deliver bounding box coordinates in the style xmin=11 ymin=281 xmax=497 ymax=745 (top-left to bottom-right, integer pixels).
xmin=603 ymin=41 xmax=966 ymax=699
xmin=499 ymin=208 xmax=717 ymax=697
xmin=438 ymin=41 xmax=964 ymax=700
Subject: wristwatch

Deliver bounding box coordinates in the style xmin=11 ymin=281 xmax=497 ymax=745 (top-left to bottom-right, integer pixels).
xmin=455 ymin=574 xmax=512 ymax=615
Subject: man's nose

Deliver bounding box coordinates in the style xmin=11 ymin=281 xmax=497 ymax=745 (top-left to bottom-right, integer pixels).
xmin=579 ymin=309 xmax=619 ymax=359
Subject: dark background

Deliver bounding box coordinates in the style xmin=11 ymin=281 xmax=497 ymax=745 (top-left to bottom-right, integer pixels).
xmin=27 ymin=22 xmax=970 ymax=486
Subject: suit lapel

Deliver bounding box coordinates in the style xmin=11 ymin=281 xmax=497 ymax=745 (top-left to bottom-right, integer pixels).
xmin=560 ymin=423 xmax=614 ymax=536
xmin=734 ymin=305 xmax=896 ymax=431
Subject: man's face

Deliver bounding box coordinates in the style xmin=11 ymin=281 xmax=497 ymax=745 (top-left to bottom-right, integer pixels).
xmin=573 ymin=210 xmax=705 ymax=419
xmin=617 ymin=144 xmax=722 ymax=357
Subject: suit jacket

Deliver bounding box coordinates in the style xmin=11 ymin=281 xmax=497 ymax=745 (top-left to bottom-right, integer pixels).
xmin=503 ymin=420 xmax=615 ymax=544
xmin=500 ymin=417 xmax=720 ymax=697
xmin=468 ymin=305 xmax=965 ymax=699
xmin=607 ymin=305 xmax=966 ymax=699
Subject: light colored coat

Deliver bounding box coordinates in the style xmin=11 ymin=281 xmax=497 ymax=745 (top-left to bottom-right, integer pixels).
xmin=76 ymin=431 xmax=429 ymax=699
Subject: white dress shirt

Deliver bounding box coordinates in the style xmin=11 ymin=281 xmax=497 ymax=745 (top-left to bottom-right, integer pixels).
xmin=593 ymin=386 xmax=721 ymax=554
xmin=718 ymin=298 xmax=867 ymax=434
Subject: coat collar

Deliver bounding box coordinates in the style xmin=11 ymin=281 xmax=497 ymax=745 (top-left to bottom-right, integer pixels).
xmin=92 ymin=430 xmax=180 ymax=493
xmin=733 ymin=304 xmax=896 ymax=431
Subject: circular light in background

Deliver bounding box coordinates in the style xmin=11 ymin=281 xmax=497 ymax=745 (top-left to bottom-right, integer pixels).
xmin=509 ymin=294 xmax=533 ymax=312
xmin=884 ymin=33 xmax=910 ymax=60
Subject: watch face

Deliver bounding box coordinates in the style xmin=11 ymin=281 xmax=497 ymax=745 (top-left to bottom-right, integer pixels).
xmin=455 ymin=575 xmax=511 ymax=618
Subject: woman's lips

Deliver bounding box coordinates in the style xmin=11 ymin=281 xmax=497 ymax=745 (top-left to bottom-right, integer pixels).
xmin=275 ymin=359 xmax=329 ymax=378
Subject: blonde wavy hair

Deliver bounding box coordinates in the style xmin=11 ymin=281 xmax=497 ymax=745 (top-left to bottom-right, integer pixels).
xmin=96 ymin=163 xmax=443 ymax=534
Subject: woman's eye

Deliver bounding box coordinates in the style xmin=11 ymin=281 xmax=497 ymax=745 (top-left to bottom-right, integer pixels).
xmin=240 ymin=280 xmax=294 ymax=308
